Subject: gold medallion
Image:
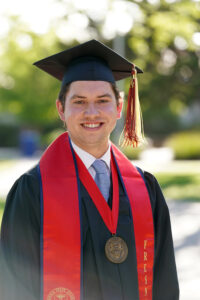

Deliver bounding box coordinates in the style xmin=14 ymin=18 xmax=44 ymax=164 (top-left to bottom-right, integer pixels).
xmin=105 ymin=236 xmax=128 ymax=264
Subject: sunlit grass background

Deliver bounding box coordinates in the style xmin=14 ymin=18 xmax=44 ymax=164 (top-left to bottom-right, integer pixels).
xmin=0 ymin=200 xmax=4 ymax=225
xmin=156 ymin=173 xmax=200 ymax=202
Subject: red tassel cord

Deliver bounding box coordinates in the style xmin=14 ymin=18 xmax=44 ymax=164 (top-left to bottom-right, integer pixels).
xmin=120 ymin=65 xmax=145 ymax=148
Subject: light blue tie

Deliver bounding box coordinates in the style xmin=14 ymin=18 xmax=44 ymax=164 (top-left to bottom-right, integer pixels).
xmin=92 ymin=159 xmax=110 ymax=201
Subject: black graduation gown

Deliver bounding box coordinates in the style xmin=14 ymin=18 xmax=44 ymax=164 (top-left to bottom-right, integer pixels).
xmin=0 ymin=165 xmax=179 ymax=300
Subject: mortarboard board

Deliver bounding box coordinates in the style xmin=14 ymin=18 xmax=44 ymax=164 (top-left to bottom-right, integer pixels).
xmin=33 ymin=39 xmax=144 ymax=147
xmin=33 ymin=39 xmax=143 ymax=86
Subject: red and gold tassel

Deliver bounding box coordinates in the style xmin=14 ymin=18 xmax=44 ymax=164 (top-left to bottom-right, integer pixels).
xmin=120 ymin=65 xmax=145 ymax=148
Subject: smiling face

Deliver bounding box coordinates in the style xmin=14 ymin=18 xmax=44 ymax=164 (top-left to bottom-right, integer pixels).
xmin=56 ymin=81 xmax=123 ymax=157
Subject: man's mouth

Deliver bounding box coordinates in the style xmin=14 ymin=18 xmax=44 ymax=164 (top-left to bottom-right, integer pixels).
xmin=81 ymin=122 xmax=103 ymax=128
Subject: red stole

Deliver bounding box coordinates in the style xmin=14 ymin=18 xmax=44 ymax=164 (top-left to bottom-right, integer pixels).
xmin=39 ymin=132 xmax=154 ymax=300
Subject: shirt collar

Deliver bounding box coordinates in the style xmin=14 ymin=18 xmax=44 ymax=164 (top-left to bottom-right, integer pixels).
xmin=71 ymin=140 xmax=111 ymax=170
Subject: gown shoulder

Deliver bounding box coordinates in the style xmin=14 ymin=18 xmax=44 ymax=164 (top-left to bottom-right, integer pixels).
xmin=138 ymin=168 xmax=170 ymax=214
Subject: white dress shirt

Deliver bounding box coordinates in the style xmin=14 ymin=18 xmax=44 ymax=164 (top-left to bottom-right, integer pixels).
xmin=71 ymin=140 xmax=111 ymax=180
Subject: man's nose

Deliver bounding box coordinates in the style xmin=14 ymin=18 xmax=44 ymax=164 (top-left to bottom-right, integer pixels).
xmin=84 ymin=103 xmax=99 ymax=116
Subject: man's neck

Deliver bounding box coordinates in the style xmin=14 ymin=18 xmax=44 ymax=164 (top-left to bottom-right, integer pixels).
xmin=70 ymin=138 xmax=109 ymax=159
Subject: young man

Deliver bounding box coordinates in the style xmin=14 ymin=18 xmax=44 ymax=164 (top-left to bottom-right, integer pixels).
xmin=0 ymin=40 xmax=179 ymax=300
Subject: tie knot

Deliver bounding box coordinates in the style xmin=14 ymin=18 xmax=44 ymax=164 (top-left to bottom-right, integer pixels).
xmin=92 ymin=159 xmax=108 ymax=174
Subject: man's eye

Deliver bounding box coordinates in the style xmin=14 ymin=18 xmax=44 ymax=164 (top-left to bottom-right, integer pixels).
xmin=74 ymin=100 xmax=85 ymax=104
xmin=98 ymin=99 xmax=109 ymax=103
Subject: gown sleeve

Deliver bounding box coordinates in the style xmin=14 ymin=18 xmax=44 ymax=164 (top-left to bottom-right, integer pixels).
xmin=0 ymin=166 xmax=40 ymax=300
xmin=143 ymin=171 xmax=179 ymax=300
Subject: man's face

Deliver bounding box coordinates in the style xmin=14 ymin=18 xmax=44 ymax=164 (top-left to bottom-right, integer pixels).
xmin=56 ymin=81 xmax=122 ymax=155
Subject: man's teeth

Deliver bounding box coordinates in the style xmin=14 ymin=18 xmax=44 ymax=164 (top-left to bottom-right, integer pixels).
xmin=83 ymin=123 xmax=101 ymax=128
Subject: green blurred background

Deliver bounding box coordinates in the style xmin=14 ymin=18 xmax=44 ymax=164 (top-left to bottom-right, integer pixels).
xmin=1 ymin=0 xmax=200 ymax=218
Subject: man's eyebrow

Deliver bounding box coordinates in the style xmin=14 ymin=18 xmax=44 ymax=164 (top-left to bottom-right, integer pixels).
xmin=70 ymin=94 xmax=87 ymax=100
xmin=69 ymin=93 xmax=113 ymax=100
xmin=97 ymin=93 xmax=112 ymax=98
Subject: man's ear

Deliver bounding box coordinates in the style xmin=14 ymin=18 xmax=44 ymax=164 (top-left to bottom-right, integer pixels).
xmin=56 ymin=99 xmax=65 ymax=121
xmin=117 ymin=92 xmax=124 ymax=119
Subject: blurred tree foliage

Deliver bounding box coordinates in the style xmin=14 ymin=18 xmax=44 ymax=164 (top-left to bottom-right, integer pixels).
xmin=0 ymin=17 xmax=75 ymax=130
xmin=0 ymin=0 xmax=200 ymax=145
xmin=127 ymin=0 xmax=200 ymax=136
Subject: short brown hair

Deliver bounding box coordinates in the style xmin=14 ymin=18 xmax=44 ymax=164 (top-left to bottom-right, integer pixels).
xmin=58 ymin=82 xmax=120 ymax=111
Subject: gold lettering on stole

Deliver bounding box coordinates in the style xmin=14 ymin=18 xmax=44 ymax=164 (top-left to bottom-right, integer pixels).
xmin=144 ymin=240 xmax=148 ymax=296
xmin=144 ymin=264 xmax=147 ymax=273
xmin=144 ymin=240 xmax=147 ymax=250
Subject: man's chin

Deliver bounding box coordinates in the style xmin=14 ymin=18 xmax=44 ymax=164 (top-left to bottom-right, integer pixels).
xmin=78 ymin=137 xmax=108 ymax=149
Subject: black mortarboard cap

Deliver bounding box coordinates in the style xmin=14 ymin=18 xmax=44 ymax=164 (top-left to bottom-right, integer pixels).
xmin=33 ymin=39 xmax=143 ymax=86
